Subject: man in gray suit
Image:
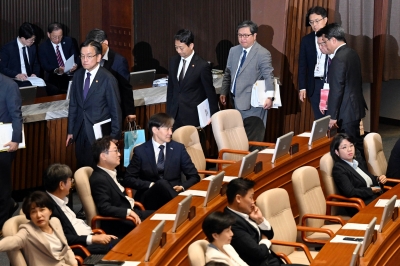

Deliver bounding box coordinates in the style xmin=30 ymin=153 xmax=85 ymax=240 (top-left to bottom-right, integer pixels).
xmin=221 ymin=20 xmax=275 ymax=127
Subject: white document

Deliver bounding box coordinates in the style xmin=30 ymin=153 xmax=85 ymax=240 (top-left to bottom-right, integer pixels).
xmin=250 ymin=78 xmax=282 ymax=109
xmin=150 ymin=213 xmax=176 ymax=221
xmin=93 ymin=118 xmax=111 ymax=139
xmin=121 ymin=262 xmax=141 ymax=266
xmin=297 ymin=132 xmax=312 ymax=137
xmin=375 ymin=199 xmax=400 ymax=207
xmin=64 ymin=55 xmax=75 ymax=73
xmin=197 ymin=98 xmax=211 ymax=128
xmin=342 ymin=223 xmax=380 ymax=231
xmin=0 ymin=124 xmax=25 ymax=152
xmin=259 ymin=148 xmax=275 ymax=154
xmin=330 ymin=235 xmax=364 ymax=244
xmin=204 ymin=175 xmax=238 ymax=182
xmin=27 ymin=77 xmax=46 ymax=87
xmin=179 ymin=190 xmax=207 ymax=197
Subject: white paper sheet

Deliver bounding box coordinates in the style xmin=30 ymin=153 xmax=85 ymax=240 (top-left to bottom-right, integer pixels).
xmin=330 ymin=235 xmax=364 ymax=244
xmin=150 ymin=213 xmax=176 ymax=221
xmin=93 ymin=118 xmax=111 ymax=139
xmin=0 ymin=124 xmax=25 ymax=151
xmin=179 ymin=190 xmax=207 ymax=197
xmin=342 ymin=223 xmax=380 ymax=231
xmin=64 ymin=55 xmax=75 ymax=73
xmin=27 ymin=77 xmax=46 ymax=87
xmin=375 ymin=199 xmax=400 ymax=207
xmin=122 ymin=261 xmax=141 ymax=266
xmin=197 ymin=98 xmax=211 ymax=128
xmin=259 ymin=148 xmax=275 ymax=154
xmin=297 ymin=132 xmax=312 ymax=137
xmin=204 ymin=175 xmax=238 ymax=182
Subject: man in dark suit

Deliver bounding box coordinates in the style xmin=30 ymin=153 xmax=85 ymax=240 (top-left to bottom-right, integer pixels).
xmin=298 ymin=6 xmax=328 ymax=119
xmin=86 ymin=29 xmax=136 ymax=123
xmin=90 ymin=136 xmax=153 ymax=238
xmin=124 ymin=113 xmax=200 ymax=210
xmin=44 ymin=163 xmax=118 ymax=254
xmin=224 ymin=178 xmax=298 ymax=266
xmin=38 ymin=22 xmax=79 ymax=94
xmin=0 ymin=22 xmax=40 ymax=86
xmin=317 ymin=23 xmax=368 ymax=152
xmin=166 ymin=29 xmax=219 ymax=130
xmin=0 ymin=74 xmax=22 ymax=237
xmin=66 ymin=40 xmax=122 ymax=168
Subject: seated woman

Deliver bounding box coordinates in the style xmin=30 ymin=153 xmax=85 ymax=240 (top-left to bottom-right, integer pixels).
xmin=0 ymin=191 xmax=77 ymax=266
xmin=331 ymin=133 xmax=387 ymax=216
xmin=202 ymin=211 xmax=248 ymax=266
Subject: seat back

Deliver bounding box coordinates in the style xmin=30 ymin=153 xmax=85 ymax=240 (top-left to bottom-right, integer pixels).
xmin=2 ymin=215 xmax=29 ymax=266
xmin=211 ymin=109 xmax=249 ymax=161
xmin=74 ymin=167 xmax=96 ymax=225
xmin=363 ymin=133 xmax=387 ymax=176
xmin=256 ymin=188 xmax=296 ymax=255
xmin=320 ymin=153 xmax=342 ymax=215
xmin=173 ymin=126 xmax=206 ymax=179
xmin=292 ymin=166 xmax=326 ymax=235
xmin=188 ymin=239 xmax=209 ymax=266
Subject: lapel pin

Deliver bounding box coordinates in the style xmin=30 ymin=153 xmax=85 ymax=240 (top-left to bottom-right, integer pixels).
xmin=192 ymin=65 xmax=194 ymax=67
xmin=170 ymin=147 xmax=173 ymax=150
xmin=96 ymin=80 xmax=98 ymax=83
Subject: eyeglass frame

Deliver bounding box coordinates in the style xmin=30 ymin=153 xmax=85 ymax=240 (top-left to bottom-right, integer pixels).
xmin=79 ymin=54 xmax=99 ymax=60
xmin=309 ymin=17 xmax=326 ymax=25
xmin=237 ymin=34 xmax=254 ymax=39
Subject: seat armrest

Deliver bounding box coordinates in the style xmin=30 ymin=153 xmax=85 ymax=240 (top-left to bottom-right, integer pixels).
xmin=387 ymin=178 xmax=400 ymax=183
xmin=301 ymin=213 xmax=346 ymax=226
xmin=297 ymin=225 xmax=334 ymax=245
xmin=75 ymin=255 xmax=84 ymax=266
xmin=205 ymin=158 xmax=236 ymax=171
xmin=326 ymin=194 xmax=366 ymax=209
xmin=125 ymin=188 xmax=133 ymax=198
xmin=271 ymin=239 xmax=314 ymax=264
xmin=135 ymin=201 xmax=145 ymax=211
xmin=218 ymin=149 xmax=249 ymax=160
xmin=91 ymin=215 xmax=137 ymax=229
xmin=91 ymin=228 xmax=105 ymax=235
xmin=274 ymin=252 xmax=291 ymax=264
xmin=70 ymin=244 xmax=91 ymax=257
xmin=248 ymin=141 xmax=275 ymax=147
xmin=198 ymin=170 xmax=218 ymax=175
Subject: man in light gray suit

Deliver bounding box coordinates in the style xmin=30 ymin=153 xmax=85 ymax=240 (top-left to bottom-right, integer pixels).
xmin=221 ymin=20 xmax=274 ymax=127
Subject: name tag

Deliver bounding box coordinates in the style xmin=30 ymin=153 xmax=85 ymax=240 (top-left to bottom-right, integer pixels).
xmin=323 ymin=83 xmax=329 ymax=90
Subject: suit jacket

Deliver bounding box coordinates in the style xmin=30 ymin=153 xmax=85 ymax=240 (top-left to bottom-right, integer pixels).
xmin=298 ymin=31 xmax=318 ymax=95
xmin=67 ymin=66 xmax=122 ymax=143
xmin=386 ymin=138 xmax=400 ymax=178
xmin=224 ymin=208 xmax=275 ymax=266
xmin=0 ymin=217 xmax=76 ymax=266
xmin=327 ymin=45 xmax=367 ymax=124
xmin=205 ymin=244 xmax=249 ymax=266
xmin=0 ymin=74 xmax=23 ymax=143
xmin=102 ymin=49 xmax=135 ymax=118
xmin=124 ymin=140 xmax=200 ymax=200
xmin=0 ymin=39 xmax=40 ymax=78
xmin=166 ymin=53 xmax=218 ymax=127
xmin=221 ymin=42 xmax=274 ymax=110
xmin=332 ymin=157 xmax=379 ymax=205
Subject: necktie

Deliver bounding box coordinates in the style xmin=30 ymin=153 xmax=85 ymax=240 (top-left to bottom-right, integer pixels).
xmin=232 ymin=50 xmax=247 ymax=95
xmin=83 ymin=72 xmax=91 ymax=99
xmin=179 ymin=59 xmax=186 ymax=83
xmin=326 ymin=57 xmax=332 ymax=82
xmin=157 ymin=145 xmax=165 ymax=178
xmin=56 ymin=45 xmax=65 ymax=67
xmin=22 ymin=46 xmax=32 ymax=76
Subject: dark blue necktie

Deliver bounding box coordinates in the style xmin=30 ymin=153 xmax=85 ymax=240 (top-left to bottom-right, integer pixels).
xmin=22 ymin=46 xmax=32 ymax=76
xmin=326 ymin=57 xmax=332 ymax=82
xmin=157 ymin=145 xmax=165 ymax=178
xmin=232 ymin=50 xmax=247 ymax=95
xmin=83 ymin=72 xmax=91 ymax=99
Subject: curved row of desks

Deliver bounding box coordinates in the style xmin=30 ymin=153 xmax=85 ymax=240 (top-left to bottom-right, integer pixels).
xmin=104 ymin=136 xmax=332 ymax=265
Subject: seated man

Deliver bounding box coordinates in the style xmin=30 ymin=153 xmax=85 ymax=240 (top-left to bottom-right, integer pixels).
xmin=124 ymin=112 xmax=200 ymax=210
xmin=90 ymin=136 xmax=153 ymax=238
xmin=224 ymin=178 xmax=304 ymax=266
xmin=44 ymin=163 xmax=118 ymax=255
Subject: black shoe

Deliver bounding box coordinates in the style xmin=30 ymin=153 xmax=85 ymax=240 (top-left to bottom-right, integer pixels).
xmin=76 ymin=208 xmax=86 ymax=220
xmin=9 ymin=202 xmax=19 ymax=218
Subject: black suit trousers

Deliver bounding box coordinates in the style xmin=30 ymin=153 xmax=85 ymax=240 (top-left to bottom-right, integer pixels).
xmin=141 ymin=179 xmax=178 ymax=210
xmin=0 ymin=152 xmax=16 ymax=228
xmin=75 ymin=123 xmax=96 ymax=168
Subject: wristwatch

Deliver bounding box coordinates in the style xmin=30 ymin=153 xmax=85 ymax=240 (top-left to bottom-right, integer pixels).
xmin=268 ymin=97 xmax=275 ymax=101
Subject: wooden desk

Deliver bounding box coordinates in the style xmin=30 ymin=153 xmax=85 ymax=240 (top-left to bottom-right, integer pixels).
xmin=104 ymin=136 xmax=331 ymax=265
xmin=312 ymin=184 xmax=400 ymax=266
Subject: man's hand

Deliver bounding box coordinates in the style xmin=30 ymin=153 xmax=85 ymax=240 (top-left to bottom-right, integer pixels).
xmin=173 ymin=185 xmax=184 ymax=193
xmin=16 ymin=73 xmax=28 ymax=81
xmin=378 ymin=175 xmax=387 ymax=184
xmin=57 ymin=67 xmax=65 ymax=75
xmin=263 ymin=98 xmax=273 ymax=109
xmin=4 ymin=141 xmax=18 ymax=152
xmin=126 ymin=115 xmax=136 ymax=123
xmin=329 ymin=119 xmax=337 ymax=129
xmin=30 ymin=74 xmax=37 ymax=77
xmin=66 ymin=134 xmax=73 ymax=147
xmin=249 ymin=205 xmax=264 ymax=224
xmin=299 ymin=90 xmax=306 ymax=102
xmin=319 ymin=107 xmax=325 ymax=115
xmin=70 ymin=64 xmax=78 ymax=73
xmin=92 ymin=234 xmax=118 ymax=245
xmin=220 ymin=95 xmax=227 ymax=106
xmin=129 ymin=210 xmax=141 ymax=224
xmin=371 ymin=187 xmax=382 ymax=194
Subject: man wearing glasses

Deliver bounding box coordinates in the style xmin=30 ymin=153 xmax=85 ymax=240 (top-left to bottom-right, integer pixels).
xmin=39 ymin=22 xmax=79 ymax=94
xmin=220 ymin=20 xmax=275 ymax=128
xmin=298 ymin=6 xmax=329 ymax=119
xmin=66 ymin=40 xmax=122 ymax=168
xmin=0 ymin=22 xmax=40 ymax=86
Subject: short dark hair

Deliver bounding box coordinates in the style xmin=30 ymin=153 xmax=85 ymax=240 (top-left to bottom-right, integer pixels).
xmin=316 ymin=23 xmax=345 ymax=42
xmin=174 ymin=29 xmax=194 ymax=46
xmin=330 ymin=133 xmax=355 ymax=162
xmin=237 ymin=20 xmax=258 ymax=34
xmin=226 ymin=178 xmax=255 ymax=204
xmin=92 ymin=136 xmax=113 ymax=164
xmin=80 ymin=39 xmax=102 ymax=55
xmin=18 ymin=22 xmax=35 ymax=39
xmin=47 ymin=22 xmax=63 ymax=34
xmin=43 ymin=163 xmax=72 ymax=192
xmin=148 ymin=113 xmax=174 ymax=136
xmin=22 ymin=191 xmax=54 ymax=220
xmin=86 ymin=28 xmax=107 ymax=43
xmin=306 ymin=6 xmax=327 ymax=26
xmin=202 ymin=211 xmax=236 ymax=242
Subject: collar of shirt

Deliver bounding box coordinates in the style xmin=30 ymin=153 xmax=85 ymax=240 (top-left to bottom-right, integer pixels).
xmin=243 ymin=44 xmax=253 ymax=55
xmin=177 ymin=50 xmax=195 ymax=80
xmin=17 ymin=37 xmax=26 ymax=49
xmin=51 ymin=41 xmax=66 ymax=62
xmin=47 ymin=191 xmax=69 ymax=207
xmin=181 ymin=50 xmax=195 ymax=64
xmin=331 ymin=43 xmax=346 ymax=59
xmin=97 ymin=165 xmax=124 ymax=192
xmin=84 ymin=63 xmax=100 ymax=88
xmin=343 ymin=158 xmax=358 ymax=169
xmin=152 ymin=138 xmax=167 ymax=163
xmin=103 ymin=47 xmax=110 ymax=61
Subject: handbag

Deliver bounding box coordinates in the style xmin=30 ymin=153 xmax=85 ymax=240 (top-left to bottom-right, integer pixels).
xmin=123 ymin=121 xmax=146 ymax=167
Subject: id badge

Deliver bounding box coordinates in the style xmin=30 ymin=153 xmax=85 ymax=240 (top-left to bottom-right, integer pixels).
xmin=323 ymin=83 xmax=329 ymax=90
xmin=314 ymin=61 xmax=324 ymax=77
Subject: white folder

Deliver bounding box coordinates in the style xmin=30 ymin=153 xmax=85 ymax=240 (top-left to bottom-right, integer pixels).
xmin=0 ymin=123 xmax=25 ymax=152
xmin=251 ymin=78 xmax=282 ymax=108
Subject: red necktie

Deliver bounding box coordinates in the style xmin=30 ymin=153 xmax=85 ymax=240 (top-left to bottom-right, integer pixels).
xmin=56 ymin=45 xmax=65 ymax=67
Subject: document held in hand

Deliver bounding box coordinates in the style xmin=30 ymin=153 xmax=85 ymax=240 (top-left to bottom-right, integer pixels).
xmin=251 ymin=78 xmax=282 ymax=108
xmin=0 ymin=123 xmax=25 ymax=152
xmin=197 ymin=98 xmax=211 ymax=128
xmin=64 ymin=55 xmax=75 ymax=73
xmin=93 ymin=118 xmax=112 ymax=139
xmin=319 ymin=84 xmax=330 ymax=111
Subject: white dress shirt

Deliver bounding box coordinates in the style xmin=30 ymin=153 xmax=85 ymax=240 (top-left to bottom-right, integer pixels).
xmin=177 ymin=50 xmax=194 ymax=80
xmin=83 ymin=63 xmax=100 ymax=89
xmin=343 ymin=159 xmax=373 ymax=187
xmin=16 ymin=37 xmax=29 ymax=75
xmin=51 ymin=41 xmax=67 ymax=63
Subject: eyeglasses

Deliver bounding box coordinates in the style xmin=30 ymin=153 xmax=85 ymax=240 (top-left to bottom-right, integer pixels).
xmin=309 ymin=18 xmax=325 ymax=25
xmin=237 ymin=34 xmax=253 ymax=39
xmin=317 ymin=40 xmax=327 ymax=47
xmin=79 ymin=54 xmax=98 ymax=60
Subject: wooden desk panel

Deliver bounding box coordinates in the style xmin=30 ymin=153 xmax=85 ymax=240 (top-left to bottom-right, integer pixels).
xmin=104 ymin=136 xmax=331 ymax=265
xmin=312 ymin=184 xmax=400 ymax=266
